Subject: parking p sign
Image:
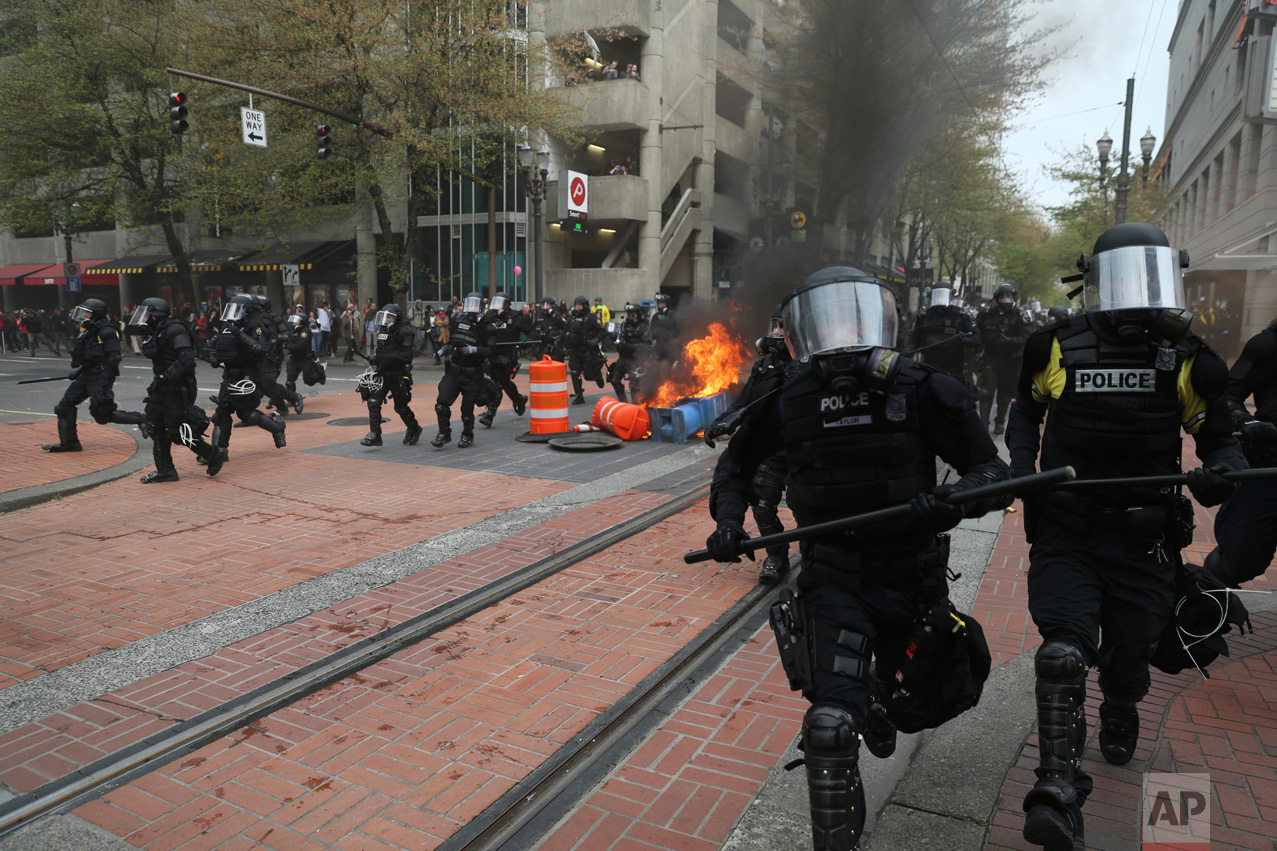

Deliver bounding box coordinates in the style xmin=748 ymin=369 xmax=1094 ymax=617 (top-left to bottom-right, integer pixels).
xmin=566 ymin=171 xmax=588 ymax=219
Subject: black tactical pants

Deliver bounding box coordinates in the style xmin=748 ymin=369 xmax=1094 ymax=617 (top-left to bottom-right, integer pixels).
xmin=1027 ymin=521 xmax=1177 ymax=799
xmin=54 ymin=370 xmax=143 ymax=444
xmin=485 ymin=356 xmax=521 ymax=409
xmin=978 ymin=357 xmax=1021 ymax=429
xmin=144 ymin=384 xmax=213 ymax=473
xmin=365 ymin=374 xmax=418 ymax=435
xmin=213 ymin=367 xmax=276 ymax=449
xmin=436 ymin=367 xmax=495 ymax=436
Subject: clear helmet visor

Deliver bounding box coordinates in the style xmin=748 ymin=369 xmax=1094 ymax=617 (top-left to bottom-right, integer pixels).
xmin=463 ymin=296 xmax=483 ymax=314
xmin=783 ymin=279 xmax=899 ymax=359
xmin=220 ymin=303 xmax=246 ymax=323
xmin=128 ymin=306 xmax=152 ymax=327
xmin=374 ymin=309 xmax=398 ymax=328
xmin=930 ymin=288 xmax=951 ymax=308
xmin=1084 ymin=246 xmax=1185 ymax=312
xmin=69 ymin=305 xmax=94 ymax=323
xmin=767 ymin=316 xmax=785 ymax=338
xmin=491 ymin=295 xmax=508 ymax=312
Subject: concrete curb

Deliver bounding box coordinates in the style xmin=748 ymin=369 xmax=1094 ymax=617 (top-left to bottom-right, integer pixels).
xmin=0 ymin=428 xmax=148 ymax=515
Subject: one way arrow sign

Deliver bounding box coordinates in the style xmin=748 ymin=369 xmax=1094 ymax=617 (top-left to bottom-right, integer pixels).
xmin=240 ymin=107 xmax=267 ymax=148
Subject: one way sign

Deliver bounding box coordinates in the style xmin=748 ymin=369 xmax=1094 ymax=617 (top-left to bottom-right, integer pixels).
xmin=240 ymin=107 xmax=267 ymax=148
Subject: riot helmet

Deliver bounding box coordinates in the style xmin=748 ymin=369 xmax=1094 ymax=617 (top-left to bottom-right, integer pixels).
xmin=1078 ymin=222 xmax=1187 ymax=314
xmin=69 ymin=298 xmax=109 ymax=325
xmin=1047 ymin=305 xmax=1070 ymax=322
xmin=929 ymin=285 xmax=952 ymax=308
xmin=252 ymin=294 xmax=272 ymax=313
xmin=220 ymin=294 xmax=256 ymax=325
xmin=571 ymin=295 xmax=589 ymax=315
xmin=993 ymin=282 xmax=1017 ymax=312
xmin=129 ymin=297 xmax=170 ymax=328
xmin=462 ymin=291 xmax=483 ymax=315
xmin=783 ymin=268 xmax=900 ymax=395
xmin=755 ymin=306 xmax=789 ymax=357
xmin=287 ymin=313 xmax=305 ymax=328
xmin=490 ymin=292 xmax=509 ymax=313
xmin=623 ymin=303 xmax=641 ymax=325
xmin=655 ymin=293 xmax=670 ymax=314
xmin=374 ymin=303 xmax=403 ymax=330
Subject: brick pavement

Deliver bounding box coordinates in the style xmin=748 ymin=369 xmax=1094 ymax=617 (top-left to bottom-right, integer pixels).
xmin=0 ymin=421 xmax=136 ymax=493
xmin=61 ymin=499 xmax=774 ymax=850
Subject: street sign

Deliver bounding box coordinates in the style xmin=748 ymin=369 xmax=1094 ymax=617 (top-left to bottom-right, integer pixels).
xmin=240 ymin=107 xmax=267 ymax=147
xmin=64 ymin=262 xmax=81 ymax=277
xmin=790 ymin=211 xmax=807 ymax=229
xmin=565 ymin=170 xmax=588 ymax=219
xmin=282 ymin=264 xmax=300 ymax=288
xmin=67 ymin=276 xmax=81 ymax=293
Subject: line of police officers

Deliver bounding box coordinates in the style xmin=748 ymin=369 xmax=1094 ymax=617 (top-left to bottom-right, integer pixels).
xmin=704 ymin=222 xmax=1258 ymax=851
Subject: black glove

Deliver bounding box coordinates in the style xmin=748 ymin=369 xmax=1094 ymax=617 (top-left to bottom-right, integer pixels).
xmin=1009 ymin=464 xmax=1036 ymax=480
xmin=1187 ymin=464 xmax=1237 ymax=508
xmin=909 ymin=484 xmax=965 ymax=533
xmin=1239 ymin=419 xmax=1277 ymax=447
xmin=706 ymin=521 xmax=753 ymax=563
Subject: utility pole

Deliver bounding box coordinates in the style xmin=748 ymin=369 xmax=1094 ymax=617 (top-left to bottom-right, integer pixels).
xmin=1114 ymin=76 xmax=1135 ymax=225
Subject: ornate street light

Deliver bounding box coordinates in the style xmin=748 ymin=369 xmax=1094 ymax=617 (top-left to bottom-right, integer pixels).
xmin=1096 ymin=130 xmax=1113 ymax=227
xmin=518 ymin=145 xmax=551 ymax=305
xmin=1140 ymin=127 xmax=1157 ymax=186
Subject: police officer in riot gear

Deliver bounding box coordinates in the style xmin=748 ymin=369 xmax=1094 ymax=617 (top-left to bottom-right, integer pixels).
xmin=608 ymin=303 xmax=651 ymax=403
xmin=977 ymin=281 xmax=1032 ymax=434
xmin=432 ymin=293 xmax=496 ymax=448
xmin=649 ymin=292 xmax=679 ymax=363
xmin=706 ymin=307 xmax=792 ymax=585
xmin=253 ymin=295 xmax=305 ymax=417
xmin=359 ymin=303 xmax=422 ymax=447
xmin=706 ymin=268 xmax=1009 ymax=851
xmin=565 ymin=295 xmax=605 ymax=405
xmin=1201 ymin=315 xmax=1277 ymax=589
xmin=1006 ymin=223 xmax=1247 ymax=851
xmin=478 ymin=291 xmax=530 ymax=428
xmin=1046 ymin=305 xmax=1071 ymax=323
xmin=42 ymin=298 xmax=145 ymax=452
xmin=130 ymin=298 xmax=223 ymax=481
xmin=532 ymin=297 xmax=566 ymax=361
xmin=210 ymin=294 xmax=287 ymax=454
xmin=907 ymin=283 xmax=981 ymax=389
xmin=281 ymin=313 xmax=326 ymax=412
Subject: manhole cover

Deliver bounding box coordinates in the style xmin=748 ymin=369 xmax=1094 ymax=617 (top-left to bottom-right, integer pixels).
xmin=327 ymin=417 xmax=390 ymax=426
xmin=278 ymin=412 xmax=330 ymax=421
xmin=548 ymin=434 xmax=623 ymax=452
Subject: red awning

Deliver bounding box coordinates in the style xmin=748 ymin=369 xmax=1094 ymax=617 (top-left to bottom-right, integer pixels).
xmin=0 ymin=263 xmax=57 ymax=286
xmin=26 ymin=259 xmax=119 ymax=287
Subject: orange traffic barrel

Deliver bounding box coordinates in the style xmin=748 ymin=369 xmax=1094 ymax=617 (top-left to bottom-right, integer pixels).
xmin=592 ymin=396 xmax=651 ymax=441
xmin=529 ymin=356 xmax=570 ymax=434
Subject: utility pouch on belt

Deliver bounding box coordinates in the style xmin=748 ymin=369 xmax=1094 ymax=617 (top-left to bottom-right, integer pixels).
xmin=769 ymin=589 xmax=813 ymax=695
xmin=1124 ymin=504 xmax=1169 ymax=541
xmin=1171 ymin=493 xmax=1196 ymax=550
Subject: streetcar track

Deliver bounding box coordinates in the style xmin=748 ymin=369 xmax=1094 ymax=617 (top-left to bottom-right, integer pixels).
xmin=0 ymin=483 xmax=713 ymax=840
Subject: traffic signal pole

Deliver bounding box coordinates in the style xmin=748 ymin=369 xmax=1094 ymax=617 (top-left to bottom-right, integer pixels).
xmin=165 ymin=67 xmax=372 ymax=134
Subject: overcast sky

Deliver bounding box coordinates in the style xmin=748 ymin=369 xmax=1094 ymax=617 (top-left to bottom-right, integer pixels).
xmin=1002 ymin=0 xmax=1176 ymax=217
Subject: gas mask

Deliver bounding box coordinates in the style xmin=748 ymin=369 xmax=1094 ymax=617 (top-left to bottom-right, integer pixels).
xmin=815 ymin=347 xmax=901 ymax=397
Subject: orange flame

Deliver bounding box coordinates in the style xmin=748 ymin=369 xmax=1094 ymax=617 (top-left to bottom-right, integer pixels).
xmin=646 ymin=322 xmax=750 ymax=408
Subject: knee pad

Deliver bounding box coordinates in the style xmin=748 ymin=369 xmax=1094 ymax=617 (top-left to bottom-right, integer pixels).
xmin=751 ymin=501 xmax=783 ymax=537
xmin=53 ymin=400 xmax=75 ymax=418
xmin=802 ymin=703 xmax=863 ymax=758
xmin=435 ymin=402 xmax=450 ymax=416
xmin=1035 ymin=640 xmax=1087 ymax=689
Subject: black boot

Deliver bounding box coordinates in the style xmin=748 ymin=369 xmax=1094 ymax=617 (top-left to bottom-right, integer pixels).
xmin=141 ymin=440 xmax=179 ymax=483
xmin=432 ymin=402 xmax=451 ymax=446
xmin=571 ymin=394 xmax=586 ymax=405
xmin=1023 ymin=641 xmax=1088 ymax=851
xmin=203 ymin=447 xmax=227 ymax=477
xmin=1023 ymin=787 xmax=1085 ymax=851
xmin=1097 ymin=698 xmax=1140 ymax=765
xmin=270 ymin=413 xmax=287 ymax=448
xmin=360 ymin=431 xmax=383 ymax=446
xmin=479 ymin=404 xmax=496 ymax=428
xmin=430 ymin=431 xmax=451 ymax=447
xmin=514 ymin=394 xmax=528 ymax=416
xmin=458 ymin=416 xmax=475 ymax=448
xmin=43 ymin=442 xmax=83 ymax=452
xmin=403 ymin=423 xmax=423 ymax=445
xmin=759 ymin=554 xmax=789 ymax=584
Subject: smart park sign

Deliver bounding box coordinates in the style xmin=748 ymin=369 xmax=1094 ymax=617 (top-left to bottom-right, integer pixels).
xmin=563 ymin=171 xmax=588 ymax=220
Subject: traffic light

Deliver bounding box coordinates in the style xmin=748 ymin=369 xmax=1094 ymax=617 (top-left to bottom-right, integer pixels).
xmin=316 ymin=124 xmax=333 ymax=159
xmin=168 ymin=92 xmax=189 ymax=135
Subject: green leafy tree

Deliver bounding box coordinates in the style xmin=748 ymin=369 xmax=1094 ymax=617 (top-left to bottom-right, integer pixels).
xmin=0 ymin=0 xmax=201 ymax=304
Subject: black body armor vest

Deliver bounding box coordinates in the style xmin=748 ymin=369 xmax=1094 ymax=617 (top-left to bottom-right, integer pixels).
xmin=782 ymin=359 xmax=935 ymax=514
xmin=1045 ymin=316 xmax=1192 ymax=460
xmin=75 ymin=320 xmax=121 ymax=368
xmin=144 ymin=318 xmax=193 ymax=376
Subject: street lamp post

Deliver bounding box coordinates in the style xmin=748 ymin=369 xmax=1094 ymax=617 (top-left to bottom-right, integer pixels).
xmin=1096 ymin=130 xmax=1113 ymax=228
xmin=1113 ymin=76 xmax=1136 ymax=225
xmin=1140 ymin=127 xmax=1157 ymax=186
xmin=518 ymin=145 xmax=550 ymax=305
